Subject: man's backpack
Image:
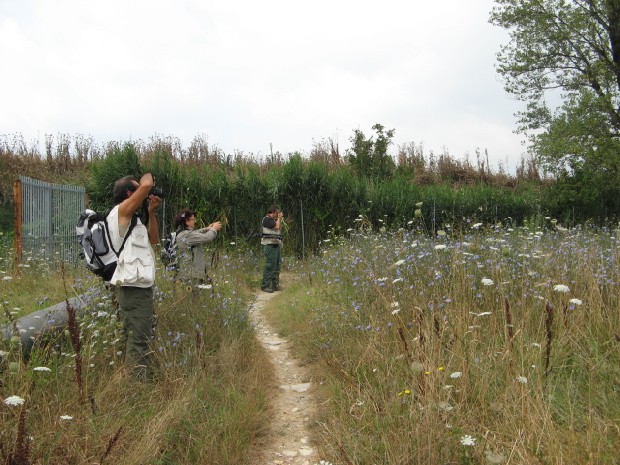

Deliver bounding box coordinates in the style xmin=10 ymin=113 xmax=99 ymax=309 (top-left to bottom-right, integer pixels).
xmin=160 ymin=231 xmax=178 ymax=269
xmin=76 ymin=209 xmax=137 ymax=282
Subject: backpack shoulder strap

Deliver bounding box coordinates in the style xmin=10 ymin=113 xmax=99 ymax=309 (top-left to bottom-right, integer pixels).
xmin=105 ymin=213 xmax=138 ymax=257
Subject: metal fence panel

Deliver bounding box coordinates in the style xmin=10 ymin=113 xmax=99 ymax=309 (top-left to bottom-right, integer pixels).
xmin=19 ymin=176 xmax=85 ymax=262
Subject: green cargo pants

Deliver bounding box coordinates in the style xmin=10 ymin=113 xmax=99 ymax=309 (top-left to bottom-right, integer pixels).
xmin=261 ymin=244 xmax=281 ymax=290
xmin=116 ymin=286 xmax=155 ymax=381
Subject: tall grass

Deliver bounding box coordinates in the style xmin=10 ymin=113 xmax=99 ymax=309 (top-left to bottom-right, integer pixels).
xmin=266 ymin=223 xmax=620 ymax=464
xmin=0 ymin=246 xmax=274 ymax=465
xmin=2 ymin=133 xmax=549 ymax=255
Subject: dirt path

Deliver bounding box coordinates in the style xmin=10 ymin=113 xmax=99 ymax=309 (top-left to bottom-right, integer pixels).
xmin=249 ymin=290 xmax=321 ymax=465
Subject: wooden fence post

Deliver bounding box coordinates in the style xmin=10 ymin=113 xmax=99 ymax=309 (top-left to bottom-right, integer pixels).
xmin=13 ymin=179 xmax=22 ymax=266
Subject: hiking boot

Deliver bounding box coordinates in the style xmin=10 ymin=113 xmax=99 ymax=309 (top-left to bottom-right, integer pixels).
xmin=261 ymin=286 xmax=273 ymax=293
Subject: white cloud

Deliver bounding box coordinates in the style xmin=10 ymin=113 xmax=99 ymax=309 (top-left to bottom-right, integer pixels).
xmin=0 ymin=0 xmax=526 ymax=170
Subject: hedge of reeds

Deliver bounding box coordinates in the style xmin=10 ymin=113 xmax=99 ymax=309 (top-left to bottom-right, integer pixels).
xmin=82 ymin=144 xmax=545 ymax=257
xmin=5 ymin=132 xmax=615 ymax=258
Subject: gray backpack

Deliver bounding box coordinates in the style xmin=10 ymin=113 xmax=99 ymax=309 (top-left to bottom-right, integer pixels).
xmin=76 ymin=209 xmax=136 ymax=281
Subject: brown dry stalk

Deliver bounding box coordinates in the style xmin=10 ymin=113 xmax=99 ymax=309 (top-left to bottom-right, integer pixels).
xmin=504 ymin=298 xmax=514 ymax=341
xmin=66 ymin=300 xmax=84 ymax=402
xmin=8 ymin=408 xmax=30 ymax=465
xmin=544 ymin=302 xmax=554 ymax=377
xmin=562 ymin=302 xmax=569 ymax=328
xmin=195 ymin=328 xmax=204 ymax=352
xmin=100 ymin=425 xmax=123 ymax=465
xmin=417 ymin=308 xmax=425 ymax=346
xmin=398 ymin=327 xmax=411 ymax=362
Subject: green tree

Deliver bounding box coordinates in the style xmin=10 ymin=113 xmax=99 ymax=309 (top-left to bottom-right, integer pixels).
xmin=491 ymin=0 xmax=620 ymax=216
xmin=490 ymin=0 xmax=620 ymax=175
xmin=347 ymin=124 xmax=395 ymax=179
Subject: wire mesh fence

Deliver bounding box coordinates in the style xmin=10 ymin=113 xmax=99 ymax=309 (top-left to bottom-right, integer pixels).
xmin=16 ymin=176 xmax=85 ymax=264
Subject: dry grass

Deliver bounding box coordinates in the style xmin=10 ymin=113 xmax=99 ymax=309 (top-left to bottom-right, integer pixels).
xmin=0 ymin=249 xmax=274 ymax=465
xmin=265 ymin=224 xmax=620 ymax=464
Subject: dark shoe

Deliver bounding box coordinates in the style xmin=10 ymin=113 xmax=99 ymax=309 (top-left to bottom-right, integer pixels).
xmin=261 ymin=286 xmax=273 ymax=293
xmin=272 ymin=285 xmax=282 ymax=291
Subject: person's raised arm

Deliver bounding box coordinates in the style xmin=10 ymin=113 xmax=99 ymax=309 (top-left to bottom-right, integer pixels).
xmin=118 ymin=173 xmax=155 ymax=227
xmin=274 ymin=211 xmax=283 ymax=231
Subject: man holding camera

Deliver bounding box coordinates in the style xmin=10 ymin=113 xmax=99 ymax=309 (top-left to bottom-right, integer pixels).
xmin=261 ymin=205 xmax=283 ymax=293
xmin=107 ymin=172 xmax=160 ymax=381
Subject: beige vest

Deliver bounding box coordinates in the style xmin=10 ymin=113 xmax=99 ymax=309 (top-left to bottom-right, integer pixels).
xmin=261 ymin=221 xmax=282 ymax=245
xmin=107 ymin=205 xmax=155 ymax=287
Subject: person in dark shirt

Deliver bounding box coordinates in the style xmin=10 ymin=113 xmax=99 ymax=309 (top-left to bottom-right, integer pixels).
xmin=260 ymin=206 xmax=283 ymax=292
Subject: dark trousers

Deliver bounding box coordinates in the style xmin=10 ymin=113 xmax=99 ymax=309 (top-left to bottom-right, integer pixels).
xmin=116 ymin=286 xmax=155 ymax=381
xmin=262 ymin=244 xmax=281 ymax=289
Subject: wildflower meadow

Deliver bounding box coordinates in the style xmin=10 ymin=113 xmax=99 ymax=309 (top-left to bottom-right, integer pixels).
xmin=266 ymin=220 xmax=620 ymax=464
xmin=1 ymin=218 xmax=619 ymax=464
xmin=0 ymin=241 xmax=274 ymax=465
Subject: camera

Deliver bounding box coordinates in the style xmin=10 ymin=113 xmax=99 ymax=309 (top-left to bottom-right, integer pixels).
xmin=150 ymin=186 xmax=164 ymax=198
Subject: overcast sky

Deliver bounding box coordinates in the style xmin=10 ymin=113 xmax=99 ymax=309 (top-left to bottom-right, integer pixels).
xmin=0 ymin=0 xmax=527 ymax=172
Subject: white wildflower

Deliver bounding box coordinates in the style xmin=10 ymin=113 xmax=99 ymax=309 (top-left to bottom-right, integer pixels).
xmin=197 ymin=284 xmax=213 ymax=290
xmin=481 ymin=278 xmax=494 ymax=286
xmin=450 ymin=371 xmax=463 ymax=379
xmin=471 ymin=223 xmax=483 ymax=229
xmin=434 ymin=244 xmax=447 ymax=250
xmin=553 ymin=284 xmax=570 ymax=293
xmin=391 ymin=301 xmax=401 ymax=315
xmin=59 ymin=415 xmax=73 ymax=421
xmin=460 ymin=435 xmax=476 ymax=446
xmin=569 ymin=298 xmax=582 ymax=305
xmin=33 ymin=366 xmax=51 ymax=372
xmin=438 ymin=401 xmax=454 ymax=411
xmin=393 ymin=259 xmax=405 ymax=266
xmin=392 ymin=278 xmax=403 ymax=284
xmin=4 ymin=395 xmax=25 ymax=406
xmin=485 ymin=449 xmax=507 ymax=464
xmin=516 ymin=376 xmax=528 ymax=384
